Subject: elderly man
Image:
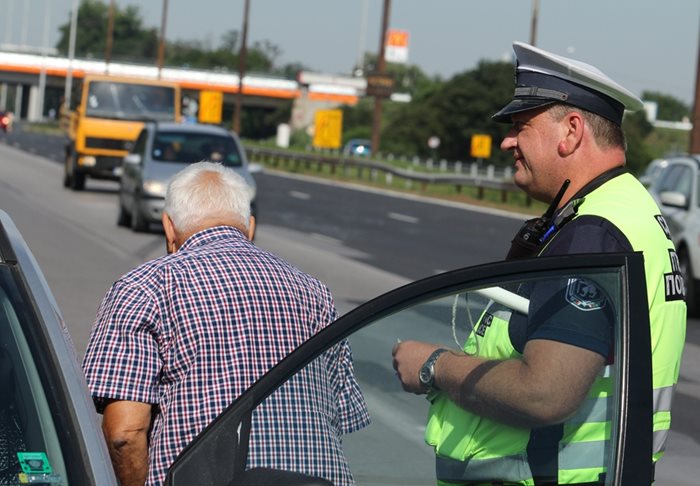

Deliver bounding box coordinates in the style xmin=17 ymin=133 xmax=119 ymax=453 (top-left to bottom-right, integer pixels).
xmin=83 ymin=161 xmax=369 ymax=486
xmin=392 ymin=42 xmax=686 ymax=485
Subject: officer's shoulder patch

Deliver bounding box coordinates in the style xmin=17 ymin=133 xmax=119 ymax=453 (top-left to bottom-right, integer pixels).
xmin=566 ymin=278 xmax=606 ymax=311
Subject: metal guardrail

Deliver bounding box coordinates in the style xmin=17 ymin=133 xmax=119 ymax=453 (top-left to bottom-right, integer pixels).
xmin=245 ymin=146 xmax=529 ymax=204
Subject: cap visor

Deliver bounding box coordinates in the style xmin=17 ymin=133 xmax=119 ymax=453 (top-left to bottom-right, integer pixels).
xmin=492 ymin=98 xmax=557 ymax=123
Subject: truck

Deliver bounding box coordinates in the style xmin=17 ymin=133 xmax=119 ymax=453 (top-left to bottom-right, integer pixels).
xmin=61 ymin=75 xmax=181 ymax=191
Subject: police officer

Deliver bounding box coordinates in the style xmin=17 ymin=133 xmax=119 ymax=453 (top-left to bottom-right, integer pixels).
xmin=392 ymin=41 xmax=686 ymax=485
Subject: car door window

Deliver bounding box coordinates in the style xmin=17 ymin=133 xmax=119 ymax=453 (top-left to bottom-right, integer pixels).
xmin=658 ymin=165 xmax=691 ymax=197
xmin=166 ymin=254 xmax=652 ymax=486
xmin=0 ymin=268 xmax=68 ymax=485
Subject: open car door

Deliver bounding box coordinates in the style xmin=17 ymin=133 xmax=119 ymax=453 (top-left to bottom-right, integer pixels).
xmin=166 ymin=253 xmax=652 ymax=486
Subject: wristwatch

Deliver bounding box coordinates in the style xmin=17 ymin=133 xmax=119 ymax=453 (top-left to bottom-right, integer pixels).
xmin=418 ymin=348 xmax=448 ymax=392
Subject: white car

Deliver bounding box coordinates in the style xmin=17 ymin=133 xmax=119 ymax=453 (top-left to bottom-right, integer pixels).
xmin=647 ymin=155 xmax=700 ymax=314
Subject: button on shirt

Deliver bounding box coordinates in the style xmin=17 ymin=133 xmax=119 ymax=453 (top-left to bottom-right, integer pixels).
xmin=82 ymin=226 xmax=370 ymax=485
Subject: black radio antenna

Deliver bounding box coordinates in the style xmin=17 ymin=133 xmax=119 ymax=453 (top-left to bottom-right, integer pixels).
xmin=543 ymin=179 xmax=571 ymax=220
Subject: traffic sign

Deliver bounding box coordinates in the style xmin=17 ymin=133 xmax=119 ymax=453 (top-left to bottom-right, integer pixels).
xmin=313 ymin=109 xmax=343 ymax=149
xmin=198 ymin=90 xmax=223 ymax=124
xmin=385 ymin=29 xmax=409 ymax=64
xmin=470 ymin=134 xmax=492 ymax=159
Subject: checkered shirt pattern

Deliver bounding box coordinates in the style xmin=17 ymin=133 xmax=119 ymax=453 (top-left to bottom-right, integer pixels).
xmin=82 ymin=226 xmax=370 ymax=486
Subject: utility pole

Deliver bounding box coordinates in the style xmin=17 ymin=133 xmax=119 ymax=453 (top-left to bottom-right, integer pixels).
xmin=157 ymin=0 xmax=169 ymax=79
xmin=233 ymin=0 xmax=250 ymax=134
xmin=64 ymin=0 xmax=79 ymax=109
xmin=370 ymin=0 xmax=391 ymax=154
xmin=690 ymin=12 xmax=700 ymax=154
xmin=105 ymin=0 xmax=115 ymax=73
xmin=530 ymin=0 xmax=539 ymax=46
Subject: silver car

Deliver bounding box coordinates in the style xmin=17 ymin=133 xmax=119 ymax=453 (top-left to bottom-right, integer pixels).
xmin=647 ymin=154 xmax=700 ymax=314
xmin=117 ymin=122 xmax=258 ymax=232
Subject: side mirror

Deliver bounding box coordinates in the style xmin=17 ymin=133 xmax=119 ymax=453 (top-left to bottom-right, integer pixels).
xmin=124 ymin=153 xmax=142 ymax=165
xmin=659 ymin=191 xmax=688 ymax=210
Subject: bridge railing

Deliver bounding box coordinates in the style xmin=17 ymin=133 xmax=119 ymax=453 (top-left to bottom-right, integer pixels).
xmin=244 ymin=146 xmax=530 ymax=205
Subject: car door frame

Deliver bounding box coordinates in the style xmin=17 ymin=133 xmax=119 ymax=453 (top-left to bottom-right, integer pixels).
xmin=165 ymin=252 xmax=653 ymax=486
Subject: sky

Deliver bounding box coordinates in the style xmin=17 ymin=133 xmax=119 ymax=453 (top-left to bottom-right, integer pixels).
xmin=4 ymin=0 xmax=700 ymax=105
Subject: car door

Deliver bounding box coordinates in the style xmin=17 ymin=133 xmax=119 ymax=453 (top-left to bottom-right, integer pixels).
xmin=654 ymin=162 xmax=695 ymax=238
xmin=0 ymin=211 xmax=117 ymax=485
xmin=120 ymin=127 xmax=149 ymax=209
xmin=165 ymin=253 xmax=653 ymax=486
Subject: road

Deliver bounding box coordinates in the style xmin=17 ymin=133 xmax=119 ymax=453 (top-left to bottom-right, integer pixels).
xmin=0 ymin=126 xmax=697 ymax=484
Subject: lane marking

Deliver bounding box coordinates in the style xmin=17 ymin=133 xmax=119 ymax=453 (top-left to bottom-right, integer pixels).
xmin=289 ymin=190 xmax=310 ymax=200
xmin=311 ymin=233 xmax=341 ymax=245
xmin=388 ymin=212 xmax=419 ymax=224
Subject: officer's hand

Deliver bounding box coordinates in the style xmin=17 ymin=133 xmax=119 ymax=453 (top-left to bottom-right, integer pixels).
xmin=392 ymin=340 xmax=440 ymax=394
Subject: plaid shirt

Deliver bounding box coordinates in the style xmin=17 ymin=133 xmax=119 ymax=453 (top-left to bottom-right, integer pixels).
xmin=82 ymin=226 xmax=370 ymax=486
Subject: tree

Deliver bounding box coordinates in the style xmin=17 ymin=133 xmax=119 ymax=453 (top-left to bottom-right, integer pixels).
xmin=641 ymin=91 xmax=690 ymax=122
xmin=55 ymin=0 xmax=158 ymax=61
xmin=378 ymin=60 xmax=514 ymax=164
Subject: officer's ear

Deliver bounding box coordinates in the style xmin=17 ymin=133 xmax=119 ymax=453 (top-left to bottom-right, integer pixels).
xmin=557 ymin=111 xmax=585 ymax=157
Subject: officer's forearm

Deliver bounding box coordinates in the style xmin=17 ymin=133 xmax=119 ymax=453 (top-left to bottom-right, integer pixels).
xmin=434 ymin=341 xmax=603 ymax=428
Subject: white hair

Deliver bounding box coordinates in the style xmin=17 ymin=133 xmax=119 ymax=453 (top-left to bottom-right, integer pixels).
xmin=164 ymin=161 xmax=253 ymax=233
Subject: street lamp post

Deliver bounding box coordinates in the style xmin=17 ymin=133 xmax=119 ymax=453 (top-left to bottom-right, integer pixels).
xmin=233 ymin=0 xmax=250 ymax=134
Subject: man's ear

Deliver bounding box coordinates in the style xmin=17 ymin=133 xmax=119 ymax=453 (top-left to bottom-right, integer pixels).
xmin=247 ymin=215 xmax=256 ymax=241
xmin=162 ymin=212 xmax=178 ymax=254
xmin=558 ymin=111 xmax=585 ymax=157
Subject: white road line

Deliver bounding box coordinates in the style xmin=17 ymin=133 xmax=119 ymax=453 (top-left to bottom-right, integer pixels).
xmin=311 ymin=233 xmax=341 ymax=245
xmin=289 ymin=190 xmax=311 ymax=200
xmin=388 ymin=212 xmax=419 ymax=224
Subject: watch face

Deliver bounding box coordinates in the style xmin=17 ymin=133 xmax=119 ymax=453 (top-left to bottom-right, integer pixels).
xmin=419 ymin=366 xmax=431 ymax=385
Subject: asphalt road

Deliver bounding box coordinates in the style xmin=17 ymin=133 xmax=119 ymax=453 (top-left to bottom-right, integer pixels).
xmin=0 ymin=125 xmax=697 ymax=484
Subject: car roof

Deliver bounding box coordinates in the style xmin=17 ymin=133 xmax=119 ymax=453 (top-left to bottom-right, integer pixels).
xmin=149 ymin=123 xmax=234 ymax=137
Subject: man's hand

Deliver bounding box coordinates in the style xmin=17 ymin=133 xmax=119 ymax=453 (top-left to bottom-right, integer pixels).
xmin=392 ymin=340 xmax=442 ymax=394
xmin=102 ymin=400 xmax=153 ymax=486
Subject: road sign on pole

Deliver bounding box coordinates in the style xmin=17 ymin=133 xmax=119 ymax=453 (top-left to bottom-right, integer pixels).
xmin=198 ymin=90 xmax=223 ymax=124
xmin=313 ymin=109 xmax=343 ymax=149
xmin=470 ymin=134 xmax=492 ymax=159
xmin=385 ymin=29 xmax=409 ymax=64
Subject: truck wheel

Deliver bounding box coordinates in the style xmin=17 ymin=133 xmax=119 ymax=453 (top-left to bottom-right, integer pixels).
xmin=65 ymin=150 xmax=86 ymax=191
xmin=70 ymin=170 xmax=86 ymax=191
xmin=63 ymin=151 xmax=72 ymax=187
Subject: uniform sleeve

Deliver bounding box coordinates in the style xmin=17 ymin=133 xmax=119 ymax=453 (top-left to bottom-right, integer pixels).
xmin=516 ymin=216 xmax=625 ymax=358
xmin=82 ymin=280 xmax=162 ymax=412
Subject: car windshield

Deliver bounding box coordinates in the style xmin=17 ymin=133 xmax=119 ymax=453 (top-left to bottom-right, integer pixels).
xmin=151 ymin=132 xmax=242 ymax=166
xmin=85 ymin=81 xmax=175 ymax=121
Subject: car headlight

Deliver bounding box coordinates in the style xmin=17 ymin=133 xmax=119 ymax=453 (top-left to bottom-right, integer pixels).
xmin=142 ymin=180 xmax=166 ymax=198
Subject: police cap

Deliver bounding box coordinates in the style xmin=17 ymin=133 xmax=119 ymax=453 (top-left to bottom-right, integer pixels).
xmin=492 ymin=41 xmax=643 ymax=126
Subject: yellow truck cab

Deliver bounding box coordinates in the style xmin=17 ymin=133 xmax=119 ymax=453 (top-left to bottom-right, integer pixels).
xmin=62 ymin=75 xmax=181 ymax=191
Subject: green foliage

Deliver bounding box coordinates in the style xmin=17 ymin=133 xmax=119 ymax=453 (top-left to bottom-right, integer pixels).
xmin=641 ymin=91 xmax=690 ymax=121
xmin=378 ymin=60 xmax=513 ymax=164
xmin=56 ymin=0 xmax=158 ymax=61
xmin=622 ymin=110 xmax=655 ymax=174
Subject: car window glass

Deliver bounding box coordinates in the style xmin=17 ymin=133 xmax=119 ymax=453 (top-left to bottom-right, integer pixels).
xmin=178 ymin=266 xmax=628 ymax=486
xmin=340 ymin=271 xmax=622 ymax=485
xmin=658 ymin=165 xmax=685 ymax=194
xmin=152 ymin=132 xmax=242 ymax=166
xmin=0 ymin=267 xmax=68 ymax=484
